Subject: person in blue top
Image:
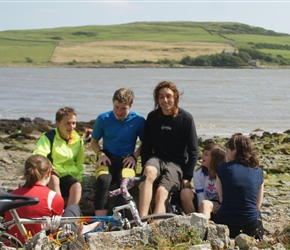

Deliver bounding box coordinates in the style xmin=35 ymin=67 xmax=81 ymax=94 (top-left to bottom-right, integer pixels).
xmin=213 ymin=134 xmax=264 ymax=239
xmin=91 ymin=88 xmax=145 ymax=216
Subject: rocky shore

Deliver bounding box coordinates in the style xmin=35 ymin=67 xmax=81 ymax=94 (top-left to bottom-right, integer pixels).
xmin=0 ymin=117 xmax=290 ymax=249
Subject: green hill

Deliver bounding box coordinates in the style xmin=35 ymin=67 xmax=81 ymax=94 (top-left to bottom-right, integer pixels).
xmin=0 ymin=22 xmax=290 ymax=67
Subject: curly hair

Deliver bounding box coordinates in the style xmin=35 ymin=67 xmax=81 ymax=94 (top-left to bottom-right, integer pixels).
xmin=153 ymin=81 xmax=181 ymax=117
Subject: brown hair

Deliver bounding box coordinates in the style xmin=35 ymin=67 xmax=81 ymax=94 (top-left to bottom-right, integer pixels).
xmin=225 ymin=134 xmax=259 ymax=169
xmin=153 ymin=81 xmax=180 ymax=117
xmin=55 ymin=107 xmax=76 ymax=122
xmin=112 ymin=88 xmax=134 ymax=106
xmin=202 ymin=143 xmax=226 ymax=180
xmin=24 ymin=155 xmax=52 ymax=188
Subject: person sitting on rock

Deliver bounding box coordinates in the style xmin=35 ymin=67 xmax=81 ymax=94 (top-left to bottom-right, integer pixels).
xmin=91 ymin=88 xmax=145 ymax=216
xmin=213 ymin=134 xmax=264 ymax=239
xmin=138 ymin=81 xmax=199 ymax=217
xmin=5 ymin=154 xmax=99 ymax=244
xmin=180 ymin=143 xmax=226 ymax=219
xmin=33 ymin=107 xmax=84 ymax=206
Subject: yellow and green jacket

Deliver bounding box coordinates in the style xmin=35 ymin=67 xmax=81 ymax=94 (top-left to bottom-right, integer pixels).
xmin=33 ymin=128 xmax=84 ymax=182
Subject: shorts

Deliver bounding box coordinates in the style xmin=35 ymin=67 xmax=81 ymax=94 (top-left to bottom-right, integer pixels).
xmin=60 ymin=175 xmax=80 ymax=198
xmin=144 ymin=157 xmax=182 ymax=193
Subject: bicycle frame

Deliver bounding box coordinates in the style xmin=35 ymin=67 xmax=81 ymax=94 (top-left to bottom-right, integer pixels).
xmin=0 ymin=176 xmax=145 ymax=245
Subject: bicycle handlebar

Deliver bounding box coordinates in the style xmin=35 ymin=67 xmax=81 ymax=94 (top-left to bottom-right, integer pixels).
xmin=0 ymin=188 xmax=39 ymax=214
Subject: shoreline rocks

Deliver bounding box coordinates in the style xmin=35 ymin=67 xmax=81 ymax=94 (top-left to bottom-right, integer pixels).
xmin=0 ymin=118 xmax=290 ymax=249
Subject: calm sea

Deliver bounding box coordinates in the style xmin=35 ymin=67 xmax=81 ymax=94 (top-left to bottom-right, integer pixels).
xmin=0 ymin=68 xmax=289 ymax=137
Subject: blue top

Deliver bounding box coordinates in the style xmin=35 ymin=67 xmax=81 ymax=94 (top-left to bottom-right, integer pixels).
xmin=215 ymin=161 xmax=263 ymax=225
xmin=92 ymin=110 xmax=145 ymax=157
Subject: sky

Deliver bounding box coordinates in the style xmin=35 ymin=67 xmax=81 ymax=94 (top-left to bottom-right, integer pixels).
xmin=1 ymin=1 xmax=290 ymax=35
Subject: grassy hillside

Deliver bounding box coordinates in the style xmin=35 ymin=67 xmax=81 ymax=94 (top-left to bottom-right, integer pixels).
xmin=0 ymin=21 xmax=289 ymax=67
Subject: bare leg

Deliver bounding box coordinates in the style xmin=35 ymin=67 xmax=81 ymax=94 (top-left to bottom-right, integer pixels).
xmin=138 ymin=166 xmax=157 ymax=217
xmin=94 ymin=210 xmax=107 ymax=216
xmin=48 ymin=174 xmax=61 ymax=195
xmin=67 ymin=182 xmax=82 ymax=206
xmin=180 ymin=188 xmax=195 ymax=214
xmin=153 ymin=186 xmax=169 ymax=214
xmin=199 ymin=200 xmax=214 ymax=219
xmin=80 ymin=221 xmax=102 ymax=234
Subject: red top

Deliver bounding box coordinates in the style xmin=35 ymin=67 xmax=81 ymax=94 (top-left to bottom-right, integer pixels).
xmin=5 ymin=183 xmax=64 ymax=243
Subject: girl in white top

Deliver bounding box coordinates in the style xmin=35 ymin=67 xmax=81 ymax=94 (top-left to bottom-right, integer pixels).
xmin=180 ymin=143 xmax=226 ymax=219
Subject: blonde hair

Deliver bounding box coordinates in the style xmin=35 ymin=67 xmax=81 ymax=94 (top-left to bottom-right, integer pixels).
xmin=24 ymin=155 xmax=52 ymax=188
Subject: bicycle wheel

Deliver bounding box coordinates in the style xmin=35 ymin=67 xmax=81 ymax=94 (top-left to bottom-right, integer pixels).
xmin=129 ymin=213 xmax=177 ymax=228
xmin=0 ymin=232 xmax=23 ymax=248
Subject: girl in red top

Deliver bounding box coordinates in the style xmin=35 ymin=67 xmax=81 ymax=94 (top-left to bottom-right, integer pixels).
xmin=5 ymin=154 xmax=64 ymax=243
xmin=5 ymin=154 xmax=101 ymax=244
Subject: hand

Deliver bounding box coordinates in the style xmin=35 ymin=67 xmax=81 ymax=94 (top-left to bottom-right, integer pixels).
xmin=212 ymin=204 xmax=221 ymax=214
xmin=181 ymin=179 xmax=191 ymax=189
xmin=123 ymin=155 xmax=136 ymax=169
xmin=96 ymin=153 xmax=111 ymax=169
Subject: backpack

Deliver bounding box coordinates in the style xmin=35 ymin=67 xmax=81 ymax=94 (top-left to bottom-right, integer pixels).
xmin=44 ymin=129 xmax=56 ymax=163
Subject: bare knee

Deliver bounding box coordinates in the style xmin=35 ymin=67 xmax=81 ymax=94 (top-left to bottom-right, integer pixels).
xmin=70 ymin=182 xmax=82 ymax=193
xmin=199 ymin=200 xmax=213 ymax=211
xmin=180 ymin=188 xmax=194 ymax=202
xmin=155 ymin=186 xmax=168 ymax=203
xmin=143 ymin=166 xmax=158 ymax=183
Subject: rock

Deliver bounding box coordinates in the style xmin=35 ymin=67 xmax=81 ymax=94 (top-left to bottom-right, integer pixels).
xmin=235 ymin=233 xmax=258 ymax=249
xmin=0 ymin=119 xmax=290 ymax=249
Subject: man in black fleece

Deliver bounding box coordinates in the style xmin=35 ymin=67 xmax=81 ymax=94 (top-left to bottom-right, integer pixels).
xmin=139 ymin=80 xmax=198 ymax=217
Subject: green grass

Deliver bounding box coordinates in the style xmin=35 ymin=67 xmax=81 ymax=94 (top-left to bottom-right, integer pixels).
xmin=224 ymin=34 xmax=290 ymax=49
xmin=1 ymin=21 xmax=290 ymax=66
xmin=0 ymin=23 xmax=228 ymax=43
xmin=0 ymin=39 xmax=56 ymax=63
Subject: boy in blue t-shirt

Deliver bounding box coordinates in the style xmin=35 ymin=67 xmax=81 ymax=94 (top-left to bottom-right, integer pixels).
xmin=91 ymin=88 xmax=145 ymax=216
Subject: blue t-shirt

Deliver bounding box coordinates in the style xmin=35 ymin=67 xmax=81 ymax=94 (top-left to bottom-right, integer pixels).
xmin=215 ymin=161 xmax=263 ymax=225
xmin=92 ymin=110 xmax=145 ymax=157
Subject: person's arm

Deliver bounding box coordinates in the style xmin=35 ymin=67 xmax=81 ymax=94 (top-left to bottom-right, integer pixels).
xmin=194 ymin=169 xmax=206 ymax=207
xmin=183 ymin=116 xmax=199 ymax=181
xmin=216 ymin=175 xmax=223 ymax=204
xmin=90 ymin=138 xmax=111 ymax=167
xmin=123 ymin=143 xmax=142 ymax=169
xmin=33 ymin=135 xmax=51 ymax=156
xmin=75 ymin=136 xmax=85 ymax=181
xmin=256 ymin=181 xmax=264 ymax=211
xmin=140 ymin=114 xmax=153 ymax=166
xmin=51 ymin=193 xmax=65 ymax=216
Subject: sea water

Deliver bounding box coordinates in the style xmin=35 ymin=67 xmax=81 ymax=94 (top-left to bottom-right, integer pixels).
xmin=0 ymin=67 xmax=289 ymax=137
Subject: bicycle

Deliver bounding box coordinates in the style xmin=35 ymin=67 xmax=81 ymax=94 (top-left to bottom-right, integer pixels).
xmin=0 ymin=176 xmax=178 ymax=249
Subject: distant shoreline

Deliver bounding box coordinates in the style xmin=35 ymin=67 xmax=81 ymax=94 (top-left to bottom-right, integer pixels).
xmin=1 ymin=62 xmax=288 ymax=69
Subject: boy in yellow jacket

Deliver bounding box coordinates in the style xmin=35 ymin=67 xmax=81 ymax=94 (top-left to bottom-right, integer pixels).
xmin=34 ymin=107 xmax=84 ymax=206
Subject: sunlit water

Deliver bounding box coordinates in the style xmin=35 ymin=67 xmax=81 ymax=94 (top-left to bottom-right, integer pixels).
xmin=0 ymin=68 xmax=289 ymax=137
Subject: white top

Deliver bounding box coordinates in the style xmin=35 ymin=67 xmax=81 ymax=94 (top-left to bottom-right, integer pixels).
xmin=194 ymin=167 xmax=219 ymax=207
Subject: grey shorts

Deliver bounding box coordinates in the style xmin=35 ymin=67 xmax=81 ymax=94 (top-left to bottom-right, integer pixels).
xmin=144 ymin=157 xmax=182 ymax=193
